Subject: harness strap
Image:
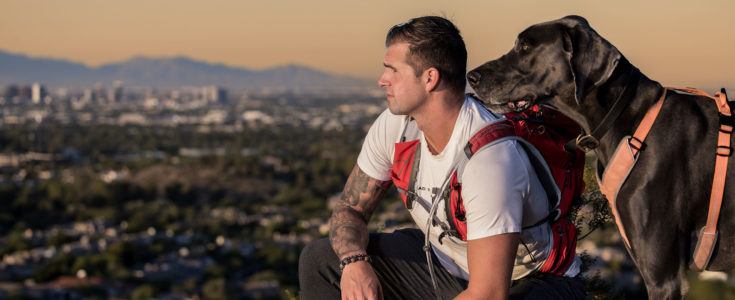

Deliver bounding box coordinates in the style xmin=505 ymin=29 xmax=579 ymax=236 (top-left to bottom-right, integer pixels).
xmin=692 ymin=89 xmax=732 ymax=271
xmin=598 ymin=88 xmax=668 ymax=249
xmin=598 ymin=86 xmax=732 ymax=271
xmin=629 ymin=89 xmax=668 ymax=156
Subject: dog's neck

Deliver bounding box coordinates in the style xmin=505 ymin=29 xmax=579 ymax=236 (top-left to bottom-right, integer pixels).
xmin=578 ymin=57 xmax=665 ymax=167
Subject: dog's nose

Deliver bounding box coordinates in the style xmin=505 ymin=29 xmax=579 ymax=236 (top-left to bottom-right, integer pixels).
xmin=467 ymin=71 xmax=481 ymax=86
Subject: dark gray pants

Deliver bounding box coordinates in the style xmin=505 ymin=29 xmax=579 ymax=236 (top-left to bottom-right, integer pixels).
xmin=298 ymin=228 xmax=586 ymax=300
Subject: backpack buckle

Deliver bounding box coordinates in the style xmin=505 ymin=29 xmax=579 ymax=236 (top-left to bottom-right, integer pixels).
xmin=575 ymin=134 xmax=599 ymax=152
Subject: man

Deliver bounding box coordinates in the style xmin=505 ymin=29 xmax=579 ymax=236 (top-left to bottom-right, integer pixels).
xmin=299 ymin=16 xmax=586 ymax=299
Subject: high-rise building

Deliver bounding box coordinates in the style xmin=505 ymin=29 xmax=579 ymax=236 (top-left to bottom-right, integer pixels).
xmin=108 ymin=80 xmax=124 ymax=102
xmin=202 ymin=85 xmax=227 ymax=104
xmin=31 ymin=82 xmax=46 ymax=104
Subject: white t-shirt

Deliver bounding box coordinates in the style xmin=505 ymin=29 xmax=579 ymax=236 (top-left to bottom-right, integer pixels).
xmin=357 ymin=95 xmax=580 ymax=280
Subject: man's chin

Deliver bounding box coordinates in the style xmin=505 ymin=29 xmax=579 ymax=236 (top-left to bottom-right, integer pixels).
xmin=387 ymin=107 xmax=405 ymax=115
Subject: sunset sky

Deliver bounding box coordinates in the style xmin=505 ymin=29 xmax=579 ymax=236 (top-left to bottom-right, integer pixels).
xmin=1 ymin=0 xmax=733 ymax=88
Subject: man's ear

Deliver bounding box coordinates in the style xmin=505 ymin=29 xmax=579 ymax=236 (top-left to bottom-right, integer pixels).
xmin=424 ymin=67 xmax=441 ymax=92
xmin=560 ymin=16 xmax=621 ymax=103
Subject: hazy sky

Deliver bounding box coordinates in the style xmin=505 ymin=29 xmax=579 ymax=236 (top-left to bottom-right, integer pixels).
xmin=1 ymin=0 xmax=733 ymax=88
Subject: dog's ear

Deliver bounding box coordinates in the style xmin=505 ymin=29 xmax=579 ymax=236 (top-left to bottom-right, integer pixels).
xmin=561 ymin=15 xmax=589 ymax=27
xmin=560 ymin=16 xmax=621 ymax=104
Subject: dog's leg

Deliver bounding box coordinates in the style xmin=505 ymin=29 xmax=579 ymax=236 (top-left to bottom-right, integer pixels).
xmin=619 ymin=193 xmax=688 ymax=300
xmin=626 ymin=237 xmax=686 ymax=299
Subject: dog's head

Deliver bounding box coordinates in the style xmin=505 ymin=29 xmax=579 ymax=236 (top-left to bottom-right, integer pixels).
xmin=467 ymin=15 xmax=622 ymax=118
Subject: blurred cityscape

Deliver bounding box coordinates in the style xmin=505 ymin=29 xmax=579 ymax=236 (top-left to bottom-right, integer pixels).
xmin=0 ymin=80 xmax=732 ymax=300
xmin=0 ymin=81 xmax=393 ymax=299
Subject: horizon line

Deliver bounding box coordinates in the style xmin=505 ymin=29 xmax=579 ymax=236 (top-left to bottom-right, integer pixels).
xmin=0 ymin=48 xmax=372 ymax=80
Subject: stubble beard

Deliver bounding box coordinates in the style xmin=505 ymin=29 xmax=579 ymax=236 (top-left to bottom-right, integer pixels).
xmin=387 ymin=95 xmax=423 ymax=116
xmin=386 ymin=98 xmax=407 ymax=115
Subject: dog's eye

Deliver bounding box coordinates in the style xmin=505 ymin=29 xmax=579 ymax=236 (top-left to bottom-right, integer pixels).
xmin=516 ymin=40 xmax=530 ymax=53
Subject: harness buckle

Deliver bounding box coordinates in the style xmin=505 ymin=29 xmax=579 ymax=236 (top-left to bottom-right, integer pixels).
xmin=437 ymin=229 xmax=459 ymax=245
xmin=629 ymin=136 xmax=647 ymax=152
xmin=463 ymin=143 xmax=474 ymax=158
xmin=406 ymin=193 xmax=415 ymax=209
xmin=719 ymin=125 xmax=733 ymax=134
xmin=719 ymin=113 xmax=734 ymax=128
xmin=531 ymin=125 xmax=546 ymax=135
xmin=717 ymin=145 xmax=732 ymax=157
xmin=575 ymin=134 xmax=600 ymax=152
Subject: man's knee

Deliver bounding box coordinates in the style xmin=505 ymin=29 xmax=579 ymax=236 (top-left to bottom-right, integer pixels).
xmin=299 ymin=238 xmax=341 ymax=299
xmin=299 ymin=238 xmax=336 ymax=275
xmin=509 ymin=274 xmax=586 ymax=300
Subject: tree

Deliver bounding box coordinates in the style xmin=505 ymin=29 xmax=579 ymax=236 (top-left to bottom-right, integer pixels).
xmin=131 ymin=284 xmax=156 ymax=300
xmin=202 ymin=278 xmax=227 ymax=300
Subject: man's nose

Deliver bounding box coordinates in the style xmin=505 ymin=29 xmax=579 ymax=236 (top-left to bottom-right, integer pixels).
xmin=466 ymin=71 xmax=481 ymax=86
xmin=378 ymin=77 xmax=389 ymax=87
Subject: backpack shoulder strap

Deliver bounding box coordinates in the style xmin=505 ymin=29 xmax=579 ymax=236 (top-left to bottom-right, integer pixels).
xmin=515 ymin=140 xmax=562 ymax=227
xmin=463 ymin=119 xmax=516 ymax=157
xmin=457 ymin=119 xmax=561 ymax=225
xmin=399 ymin=116 xmax=419 ymax=142
xmin=456 ymin=119 xmax=516 ymax=176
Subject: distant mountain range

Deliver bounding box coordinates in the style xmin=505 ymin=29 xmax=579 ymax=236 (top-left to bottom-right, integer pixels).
xmin=0 ymin=49 xmax=371 ymax=89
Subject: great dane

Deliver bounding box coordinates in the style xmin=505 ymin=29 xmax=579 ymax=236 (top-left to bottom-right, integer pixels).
xmin=467 ymin=15 xmax=734 ymax=299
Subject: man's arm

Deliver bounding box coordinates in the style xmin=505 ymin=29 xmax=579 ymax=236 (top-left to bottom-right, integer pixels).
xmin=454 ymin=141 xmax=528 ymax=299
xmin=329 ymin=164 xmax=392 ymax=259
xmin=454 ymin=233 xmax=519 ymax=300
xmin=330 ymin=164 xmax=391 ymax=300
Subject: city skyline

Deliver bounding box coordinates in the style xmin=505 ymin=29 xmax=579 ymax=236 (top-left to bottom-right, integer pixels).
xmin=1 ymin=0 xmax=734 ymax=88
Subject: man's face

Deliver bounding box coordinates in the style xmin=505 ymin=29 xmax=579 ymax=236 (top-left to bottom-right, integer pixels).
xmin=378 ymin=42 xmax=427 ymax=115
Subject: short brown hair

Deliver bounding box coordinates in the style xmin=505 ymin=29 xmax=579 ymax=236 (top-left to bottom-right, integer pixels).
xmin=386 ymin=16 xmax=467 ymax=93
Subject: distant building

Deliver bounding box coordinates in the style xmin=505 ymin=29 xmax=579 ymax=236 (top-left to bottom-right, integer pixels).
xmin=93 ymin=83 xmax=107 ymax=104
xmin=2 ymin=85 xmax=19 ymax=99
xmin=202 ymin=85 xmax=227 ymax=103
xmin=118 ymin=113 xmax=147 ymax=125
xmin=31 ymin=82 xmax=46 ymax=104
xmin=201 ymin=109 xmax=229 ymax=124
xmin=242 ymin=110 xmax=274 ymax=125
xmin=108 ymin=80 xmax=124 ymax=102
xmin=83 ymin=88 xmax=95 ymax=102
xmin=18 ymin=85 xmax=32 ymax=100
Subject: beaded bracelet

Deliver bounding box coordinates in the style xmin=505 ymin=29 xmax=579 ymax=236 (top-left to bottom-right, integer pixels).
xmin=339 ymin=253 xmax=372 ymax=270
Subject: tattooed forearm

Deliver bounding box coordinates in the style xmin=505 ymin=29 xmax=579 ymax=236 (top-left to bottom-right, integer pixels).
xmin=329 ymin=205 xmax=369 ymax=258
xmin=342 ymin=165 xmax=370 ymax=206
xmin=340 ymin=165 xmax=391 ymax=219
xmin=329 ymin=165 xmax=391 ymax=259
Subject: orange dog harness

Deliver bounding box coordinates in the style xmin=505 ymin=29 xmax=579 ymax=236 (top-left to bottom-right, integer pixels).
xmin=598 ymin=87 xmax=732 ymax=271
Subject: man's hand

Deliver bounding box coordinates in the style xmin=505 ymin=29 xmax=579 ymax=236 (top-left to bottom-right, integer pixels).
xmin=340 ymin=261 xmax=383 ymax=300
xmin=329 ymin=165 xmax=391 ymax=298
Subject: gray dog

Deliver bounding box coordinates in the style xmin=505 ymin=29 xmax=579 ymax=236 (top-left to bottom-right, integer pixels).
xmin=467 ymin=15 xmax=735 ymax=299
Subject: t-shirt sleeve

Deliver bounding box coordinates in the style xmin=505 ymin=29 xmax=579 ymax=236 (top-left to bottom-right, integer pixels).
xmin=460 ymin=140 xmax=529 ymax=240
xmin=356 ymin=109 xmax=401 ymax=181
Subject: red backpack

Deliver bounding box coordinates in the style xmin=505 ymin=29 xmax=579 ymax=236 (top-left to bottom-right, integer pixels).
xmin=390 ymin=104 xmax=585 ymax=275
xmin=503 ymin=105 xmax=585 ymax=274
